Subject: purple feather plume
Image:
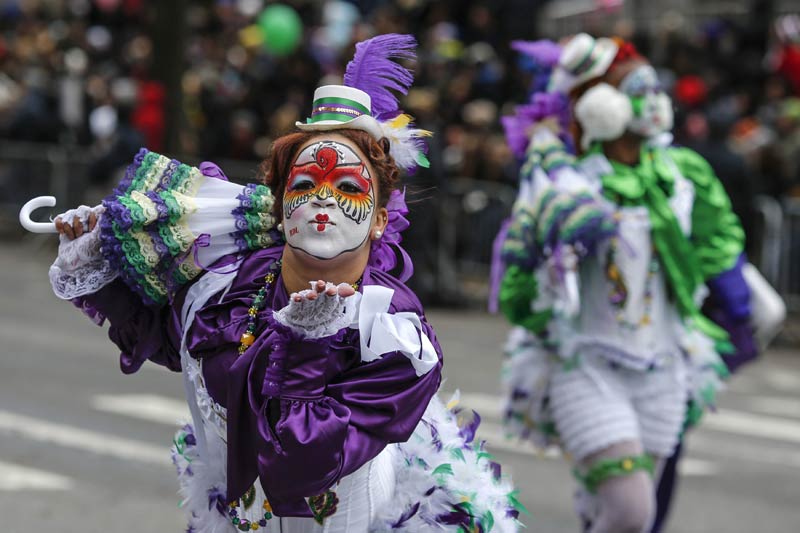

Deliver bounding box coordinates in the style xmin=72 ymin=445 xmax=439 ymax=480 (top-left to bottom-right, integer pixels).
xmin=343 ymin=33 xmax=417 ymax=117
xmin=502 ymin=92 xmax=572 ymax=159
xmin=511 ymin=39 xmax=562 ymax=68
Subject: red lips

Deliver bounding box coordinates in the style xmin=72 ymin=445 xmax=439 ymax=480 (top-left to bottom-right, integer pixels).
xmin=315 ymin=213 xmax=330 ymax=232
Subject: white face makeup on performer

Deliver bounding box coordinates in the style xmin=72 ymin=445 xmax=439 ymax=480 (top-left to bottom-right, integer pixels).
xmin=620 ymin=64 xmax=674 ymax=138
xmin=283 ymin=139 xmax=375 ymax=260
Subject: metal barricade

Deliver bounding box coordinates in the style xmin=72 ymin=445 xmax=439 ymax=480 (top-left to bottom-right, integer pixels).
xmin=437 ymin=177 xmax=515 ymax=304
xmin=0 ymin=142 xmax=91 ymax=233
xmin=752 ymin=195 xmax=784 ymax=287
xmin=779 ymin=197 xmax=800 ymax=313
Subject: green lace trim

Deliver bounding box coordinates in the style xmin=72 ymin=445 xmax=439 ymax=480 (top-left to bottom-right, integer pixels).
xmin=129 ymin=152 xmax=168 ymax=194
xmin=241 ymin=184 xmax=276 ymax=250
xmin=111 ymin=221 xmax=167 ymax=303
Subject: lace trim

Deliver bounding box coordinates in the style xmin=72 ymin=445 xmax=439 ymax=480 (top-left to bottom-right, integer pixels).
xmin=272 ymin=285 xmax=357 ymax=339
xmin=114 ymin=148 xmax=148 ymax=196
xmin=49 ymin=260 xmax=118 ymax=300
xmin=101 ymin=188 xmax=201 ymax=305
xmin=231 ymin=183 xmax=277 ymax=252
xmin=503 ymin=186 xmax=616 ymax=270
xmin=137 ymin=152 xmax=171 ymax=193
xmin=49 ymin=206 xmax=118 ymax=300
xmin=185 ymin=357 xmax=228 ymax=440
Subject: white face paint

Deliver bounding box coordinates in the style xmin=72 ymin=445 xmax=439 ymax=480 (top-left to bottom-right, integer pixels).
xmin=282 ymin=140 xmax=375 ymax=260
xmin=620 ymin=64 xmax=674 ymax=138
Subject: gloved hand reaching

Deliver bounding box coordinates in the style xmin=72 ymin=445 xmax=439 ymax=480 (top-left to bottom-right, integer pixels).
xmin=273 ymin=280 xmax=359 ymax=339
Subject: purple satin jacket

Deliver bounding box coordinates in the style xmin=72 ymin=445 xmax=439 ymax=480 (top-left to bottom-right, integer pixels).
xmin=79 ymin=245 xmax=443 ymax=517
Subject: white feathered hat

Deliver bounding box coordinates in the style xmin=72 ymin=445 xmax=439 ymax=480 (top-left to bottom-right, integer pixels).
xmin=548 ymin=33 xmax=618 ymax=94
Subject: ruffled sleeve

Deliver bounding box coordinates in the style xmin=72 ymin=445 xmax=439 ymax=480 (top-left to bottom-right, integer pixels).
xmin=221 ymin=267 xmax=443 ymax=517
xmin=73 ymin=279 xmax=182 ymax=374
xmin=502 ymin=129 xmax=616 ymax=271
xmin=669 ymin=146 xmax=746 ymax=280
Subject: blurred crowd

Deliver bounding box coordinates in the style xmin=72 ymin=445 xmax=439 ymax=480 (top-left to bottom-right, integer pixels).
xmin=2 ymin=1 xmax=799 ymax=191
xmin=640 ymin=11 xmax=800 ymax=249
xmin=0 ymin=0 xmax=544 ymax=189
xmin=1 ymin=0 xmax=800 ymax=296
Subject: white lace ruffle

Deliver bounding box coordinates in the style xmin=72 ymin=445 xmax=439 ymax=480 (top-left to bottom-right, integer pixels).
xmin=272 ymin=283 xmax=359 ymax=339
xmin=49 ymin=260 xmax=119 ymax=300
xmin=48 ymin=205 xmax=118 ymax=299
xmin=185 ymin=357 xmax=228 ymax=441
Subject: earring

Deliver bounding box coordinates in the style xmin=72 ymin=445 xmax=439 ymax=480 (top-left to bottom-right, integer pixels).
xmin=277 ymin=223 xmax=284 ymax=232
xmin=374 ymin=230 xmax=382 ymax=239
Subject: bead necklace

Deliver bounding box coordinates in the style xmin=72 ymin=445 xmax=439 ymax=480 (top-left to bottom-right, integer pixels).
xmin=237 ymin=259 xmax=361 ymax=355
xmin=228 ymin=497 xmax=273 ymax=531
xmin=238 ymin=260 xmax=282 ymax=355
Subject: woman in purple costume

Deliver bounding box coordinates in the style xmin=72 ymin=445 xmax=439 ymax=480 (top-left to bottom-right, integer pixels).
xmin=46 ymin=34 xmax=521 ymax=533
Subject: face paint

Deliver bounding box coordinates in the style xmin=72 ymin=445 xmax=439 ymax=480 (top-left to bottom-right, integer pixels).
xmin=620 ymin=65 xmax=674 ymax=137
xmin=283 ymin=140 xmax=375 ymax=260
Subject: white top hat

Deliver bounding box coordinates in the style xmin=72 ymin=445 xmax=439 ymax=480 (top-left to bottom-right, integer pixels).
xmin=548 ymin=33 xmax=619 ymax=94
xmin=295 ymin=85 xmax=384 ymax=139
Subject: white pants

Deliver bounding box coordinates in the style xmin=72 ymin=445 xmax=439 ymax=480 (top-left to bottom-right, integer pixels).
xmin=259 ymin=445 xmax=396 ymax=533
xmin=549 ymin=352 xmax=687 ymax=461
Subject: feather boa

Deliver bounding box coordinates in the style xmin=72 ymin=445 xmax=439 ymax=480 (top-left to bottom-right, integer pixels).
xmin=171 ymin=393 xmax=524 ymax=532
xmin=171 ymin=424 xmax=234 ymax=533
xmin=374 ymin=393 xmax=524 ymax=532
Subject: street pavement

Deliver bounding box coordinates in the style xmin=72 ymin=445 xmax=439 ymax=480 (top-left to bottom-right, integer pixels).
xmin=1 ymin=238 xmax=799 ymax=532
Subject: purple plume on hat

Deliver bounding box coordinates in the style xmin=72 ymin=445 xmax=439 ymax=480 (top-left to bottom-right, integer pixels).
xmin=511 ymin=39 xmax=562 ymax=68
xmin=343 ymin=33 xmax=417 ymax=118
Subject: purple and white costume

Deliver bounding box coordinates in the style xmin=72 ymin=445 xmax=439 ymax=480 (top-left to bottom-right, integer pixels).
xmin=49 ymin=166 xmax=521 ymax=533
xmin=43 ymin=32 xmax=522 ymax=533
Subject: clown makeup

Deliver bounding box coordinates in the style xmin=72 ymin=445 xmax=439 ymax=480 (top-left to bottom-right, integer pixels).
xmin=619 ymin=64 xmax=674 ymax=138
xmin=283 ymin=140 xmax=375 ymax=260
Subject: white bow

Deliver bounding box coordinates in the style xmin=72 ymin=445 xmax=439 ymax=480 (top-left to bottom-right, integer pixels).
xmin=352 ymin=285 xmax=438 ymax=377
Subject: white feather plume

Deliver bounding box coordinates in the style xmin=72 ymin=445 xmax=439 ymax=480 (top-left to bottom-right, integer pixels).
xmin=378 ymin=114 xmax=432 ymax=171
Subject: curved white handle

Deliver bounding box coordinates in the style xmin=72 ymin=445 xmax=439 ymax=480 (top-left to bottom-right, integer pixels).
xmin=19 ymin=196 xmax=58 ymax=233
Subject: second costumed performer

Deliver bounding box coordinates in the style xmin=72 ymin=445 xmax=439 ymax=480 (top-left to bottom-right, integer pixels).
xmin=46 ymin=34 xmax=522 ymax=533
xmin=493 ymin=34 xmax=751 ymax=533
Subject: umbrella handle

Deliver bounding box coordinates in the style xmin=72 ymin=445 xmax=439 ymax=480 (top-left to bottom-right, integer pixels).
xmin=19 ymin=196 xmax=59 ymax=233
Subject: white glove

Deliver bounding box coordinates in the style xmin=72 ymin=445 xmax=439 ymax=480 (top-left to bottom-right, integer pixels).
xmin=273 ymin=282 xmax=360 ymax=339
xmin=55 ymin=205 xmax=105 ymax=269
xmin=49 ymin=205 xmax=118 ymax=299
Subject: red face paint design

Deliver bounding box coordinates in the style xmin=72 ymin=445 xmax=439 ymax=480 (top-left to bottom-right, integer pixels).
xmin=284 ymin=143 xmax=374 ymax=224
